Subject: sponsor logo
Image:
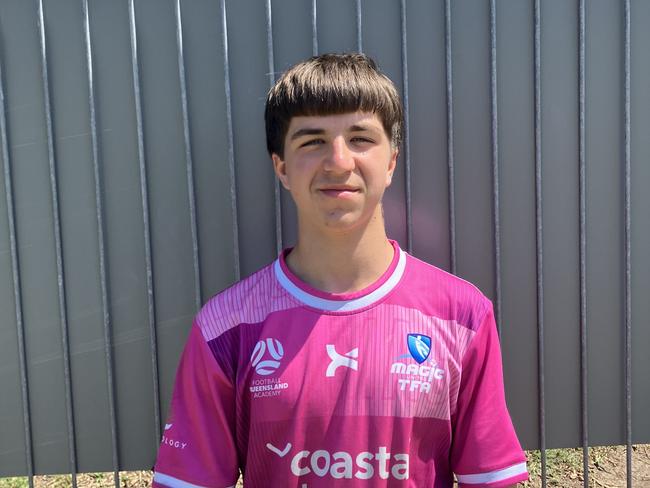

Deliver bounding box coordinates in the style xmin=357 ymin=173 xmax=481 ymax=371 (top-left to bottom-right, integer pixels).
xmin=160 ymin=422 xmax=186 ymax=450
xmin=390 ymin=334 xmax=444 ymax=393
xmin=266 ymin=442 xmax=292 ymax=457
xmin=407 ymin=334 xmax=431 ymax=363
xmin=266 ymin=443 xmax=409 ymax=481
xmin=326 ymin=345 xmax=359 ymax=377
xmin=161 ymin=436 xmax=187 ymax=450
xmin=251 ymin=338 xmax=284 ymax=375
xmin=250 ymin=338 xmax=289 ymax=399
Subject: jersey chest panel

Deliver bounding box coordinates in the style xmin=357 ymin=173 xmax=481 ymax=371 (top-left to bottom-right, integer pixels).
xmin=236 ymin=304 xmax=461 ymax=423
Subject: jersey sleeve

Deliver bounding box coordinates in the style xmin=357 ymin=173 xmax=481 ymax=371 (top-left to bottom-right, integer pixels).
xmin=450 ymin=301 xmax=528 ymax=488
xmin=153 ymin=322 xmax=239 ymax=488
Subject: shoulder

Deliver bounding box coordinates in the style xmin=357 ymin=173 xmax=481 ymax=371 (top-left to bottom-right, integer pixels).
xmin=194 ymin=261 xmax=294 ymax=342
xmin=399 ymin=253 xmax=492 ymax=332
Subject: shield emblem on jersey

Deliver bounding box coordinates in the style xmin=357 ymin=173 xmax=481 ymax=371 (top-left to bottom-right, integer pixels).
xmin=407 ymin=334 xmax=431 ymax=364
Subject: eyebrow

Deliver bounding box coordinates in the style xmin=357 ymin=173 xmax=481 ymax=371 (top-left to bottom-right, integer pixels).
xmin=289 ymin=123 xmax=380 ymax=141
xmin=350 ymin=124 xmax=379 ymax=133
xmin=289 ymin=128 xmax=325 ymax=141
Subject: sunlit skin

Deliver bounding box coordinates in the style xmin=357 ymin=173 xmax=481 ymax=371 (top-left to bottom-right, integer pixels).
xmin=271 ymin=112 xmax=398 ymax=293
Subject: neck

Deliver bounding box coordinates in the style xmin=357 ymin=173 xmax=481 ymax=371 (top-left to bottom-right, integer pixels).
xmin=286 ymin=212 xmax=395 ymax=294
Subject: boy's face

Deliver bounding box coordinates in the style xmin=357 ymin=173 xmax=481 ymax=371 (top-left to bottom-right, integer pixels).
xmin=272 ymin=111 xmax=398 ymax=234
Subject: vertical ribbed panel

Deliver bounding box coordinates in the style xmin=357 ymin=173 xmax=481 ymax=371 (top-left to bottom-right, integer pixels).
xmin=220 ymin=0 xmax=240 ymax=282
xmin=0 ymin=16 xmax=34 ymax=486
xmin=623 ymin=1 xmax=632 ymax=487
xmin=81 ymin=0 xmax=119 ymax=484
xmin=311 ymin=0 xmax=318 ymax=55
xmin=126 ymin=0 xmax=161 ymax=447
xmin=174 ymin=0 xmax=202 ymax=312
xmin=444 ymin=0 xmax=456 ymax=276
xmin=36 ymin=0 xmax=78 ymax=483
xmin=399 ymin=0 xmax=412 ymax=253
xmin=265 ymin=0 xmax=282 ymax=254
xmin=489 ymin=0 xmax=501 ymax=333
xmin=578 ymin=1 xmax=589 ymax=485
xmin=532 ymin=1 xmax=546 ymax=486
xmin=356 ymin=0 xmax=363 ymax=52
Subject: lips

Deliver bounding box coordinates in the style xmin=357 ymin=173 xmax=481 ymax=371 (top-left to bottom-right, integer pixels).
xmin=318 ymin=187 xmax=360 ymax=198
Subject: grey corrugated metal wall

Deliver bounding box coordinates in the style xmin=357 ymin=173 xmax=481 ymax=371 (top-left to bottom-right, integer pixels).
xmin=1 ymin=0 xmax=648 ymax=482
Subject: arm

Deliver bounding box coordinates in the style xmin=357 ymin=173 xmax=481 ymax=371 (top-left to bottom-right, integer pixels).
xmin=153 ymin=323 xmax=239 ymax=488
xmin=450 ymin=301 xmax=529 ymax=488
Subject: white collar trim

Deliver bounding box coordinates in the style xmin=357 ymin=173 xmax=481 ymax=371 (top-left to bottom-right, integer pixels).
xmin=274 ymin=248 xmax=406 ymax=312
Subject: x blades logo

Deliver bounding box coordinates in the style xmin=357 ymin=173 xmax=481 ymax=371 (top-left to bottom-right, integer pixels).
xmin=326 ymin=345 xmax=359 ymax=377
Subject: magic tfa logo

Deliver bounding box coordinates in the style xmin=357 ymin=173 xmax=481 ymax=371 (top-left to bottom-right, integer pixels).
xmin=390 ymin=333 xmax=445 ymax=394
xmin=249 ymin=338 xmax=289 ymax=398
xmin=266 ymin=442 xmax=409 ymax=481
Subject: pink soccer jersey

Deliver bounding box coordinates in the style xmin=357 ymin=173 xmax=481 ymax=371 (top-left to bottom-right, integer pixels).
xmin=153 ymin=241 xmax=528 ymax=487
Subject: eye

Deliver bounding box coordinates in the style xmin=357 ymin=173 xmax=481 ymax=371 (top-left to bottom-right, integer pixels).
xmin=351 ymin=136 xmax=374 ymax=144
xmin=300 ymin=138 xmax=325 ymax=148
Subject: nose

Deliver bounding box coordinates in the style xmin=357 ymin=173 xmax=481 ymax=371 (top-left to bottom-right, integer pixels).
xmin=324 ymin=136 xmax=355 ymax=173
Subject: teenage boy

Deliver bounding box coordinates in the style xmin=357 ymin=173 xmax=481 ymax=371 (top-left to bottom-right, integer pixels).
xmin=153 ymin=53 xmax=528 ymax=487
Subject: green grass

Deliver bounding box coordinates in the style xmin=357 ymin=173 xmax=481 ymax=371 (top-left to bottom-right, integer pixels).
xmin=0 ymin=478 xmax=29 ymax=488
xmin=0 ymin=472 xmax=152 ymax=488
xmin=524 ymin=448 xmax=585 ymax=486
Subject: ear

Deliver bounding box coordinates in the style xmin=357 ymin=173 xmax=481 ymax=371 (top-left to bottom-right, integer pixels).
xmin=272 ymin=153 xmax=290 ymax=190
xmin=385 ymin=148 xmax=398 ymax=187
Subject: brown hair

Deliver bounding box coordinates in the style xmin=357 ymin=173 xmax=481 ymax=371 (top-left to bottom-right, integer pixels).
xmin=265 ymin=53 xmax=403 ymax=158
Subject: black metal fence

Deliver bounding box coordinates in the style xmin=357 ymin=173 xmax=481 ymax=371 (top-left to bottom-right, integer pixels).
xmin=1 ymin=1 xmax=648 ymax=487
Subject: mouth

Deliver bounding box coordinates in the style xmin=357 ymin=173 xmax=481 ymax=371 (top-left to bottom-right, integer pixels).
xmin=317 ymin=187 xmax=360 ymax=198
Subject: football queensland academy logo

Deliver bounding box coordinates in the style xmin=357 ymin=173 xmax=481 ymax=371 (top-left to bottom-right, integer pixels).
xmin=249 ymin=337 xmax=289 ymax=399
xmin=407 ymin=334 xmax=431 ymax=364
xmin=251 ymin=338 xmax=284 ymax=375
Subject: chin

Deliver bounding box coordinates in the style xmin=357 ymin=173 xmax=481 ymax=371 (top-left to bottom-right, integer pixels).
xmin=322 ymin=221 xmax=357 ymax=231
xmin=320 ymin=212 xmax=369 ymax=232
